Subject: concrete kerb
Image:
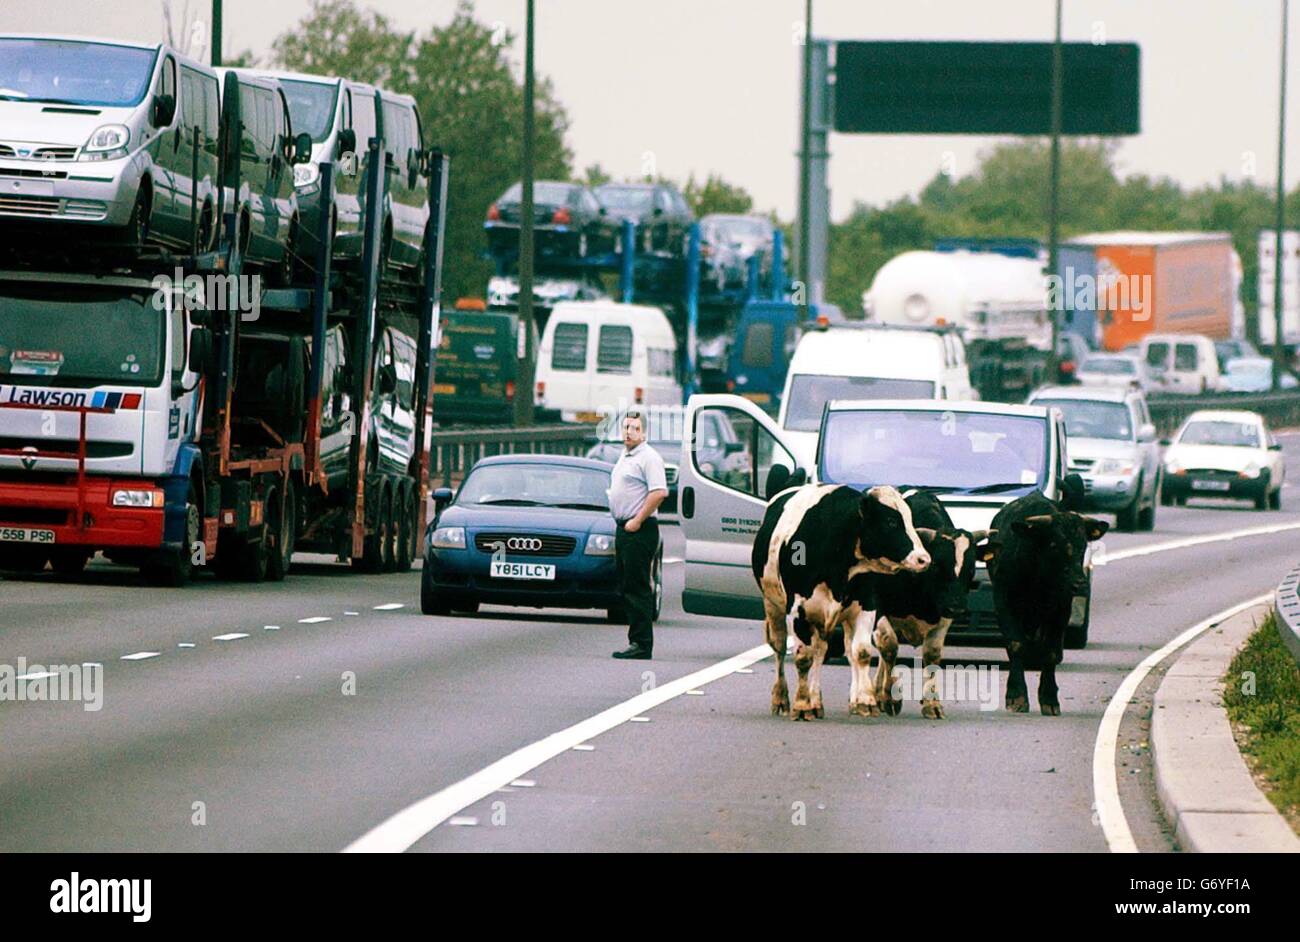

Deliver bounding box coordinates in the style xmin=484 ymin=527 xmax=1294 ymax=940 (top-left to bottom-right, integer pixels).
xmin=1150 ymin=602 xmax=1300 ymax=852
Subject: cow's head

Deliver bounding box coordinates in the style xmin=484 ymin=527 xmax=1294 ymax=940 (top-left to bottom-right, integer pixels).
xmin=919 ymin=527 xmax=996 ymax=617
xmin=1011 ymin=511 xmax=1109 ymax=593
xmin=856 ymin=485 xmax=931 ymax=574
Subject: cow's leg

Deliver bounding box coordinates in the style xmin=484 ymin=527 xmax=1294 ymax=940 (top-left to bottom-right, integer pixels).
xmin=920 ymin=617 xmax=952 ymax=719
xmin=997 ymin=593 xmax=1030 ymax=713
xmin=764 ymin=597 xmax=790 ymax=716
xmin=1039 ymin=636 xmax=1063 ymax=716
xmin=847 ymin=606 xmax=881 ymax=717
xmin=872 ymin=615 xmax=901 ymax=716
xmin=806 ymin=628 xmax=828 ymax=718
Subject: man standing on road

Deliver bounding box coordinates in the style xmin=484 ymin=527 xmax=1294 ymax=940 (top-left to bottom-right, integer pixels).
xmin=608 ymin=410 xmax=667 ymax=660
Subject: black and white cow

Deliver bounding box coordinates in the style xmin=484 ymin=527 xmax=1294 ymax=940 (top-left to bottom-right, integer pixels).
xmin=867 ymin=490 xmax=993 ymax=719
xmin=986 ymin=491 xmax=1108 ymax=715
xmin=751 ymin=484 xmax=931 ymax=720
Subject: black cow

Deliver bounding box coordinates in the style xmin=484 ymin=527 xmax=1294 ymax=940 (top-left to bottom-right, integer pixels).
xmin=986 ymin=491 xmax=1108 ymax=715
xmin=751 ymin=484 xmax=931 ymax=720
xmin=867 ymin=490 xmax=993 ymax=719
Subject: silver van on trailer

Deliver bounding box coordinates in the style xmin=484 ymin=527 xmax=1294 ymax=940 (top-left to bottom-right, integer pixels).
xmin=0 ymin=34 xmax=221 ymax=251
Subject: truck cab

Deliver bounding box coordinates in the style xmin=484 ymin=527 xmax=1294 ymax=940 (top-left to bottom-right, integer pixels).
xmin=0 ymin=270 xmax=209 ymax=581
xmin=676 ymin=393 xmax=1084 ymax=644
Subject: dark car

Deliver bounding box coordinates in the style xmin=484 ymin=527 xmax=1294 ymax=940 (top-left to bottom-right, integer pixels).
xmin=699 ymin=214 xmax=777 ymax=292
xmin=485 ymin=180 xmax=614 ymax=260
xmin=595 ymin=182 xmax=693 ymax=257
xmin=422 ymin=454 xmax=662 ymax=622
xmin=1055 ymin=332 xmax=1092 ymax=384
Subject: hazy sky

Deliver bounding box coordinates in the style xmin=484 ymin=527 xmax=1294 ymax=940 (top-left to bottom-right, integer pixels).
xmin=2 ymin=0 xmax=1295 ymax=221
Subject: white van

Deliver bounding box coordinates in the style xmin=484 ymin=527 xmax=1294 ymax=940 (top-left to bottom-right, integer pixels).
xmin=535 ymin=301 xmax=682 ymax=421
xmin=776 ymin=324 xmax=975 ymax=470
xmin=1140 ymin=333 xmax=1223 ymax=394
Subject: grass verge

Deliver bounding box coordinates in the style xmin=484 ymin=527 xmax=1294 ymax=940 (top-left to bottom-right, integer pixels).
xmin=1222 ymin=612 xmax=1300 ymax=832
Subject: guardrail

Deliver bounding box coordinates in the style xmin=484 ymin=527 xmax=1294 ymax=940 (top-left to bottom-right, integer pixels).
xmin=428 ymin=423 xmax=600 ymax=488
xmin=1273 ymin=566 xmax=1300 ymax=668
xmin=1147 ymin=390 xmax=1300 ymax=435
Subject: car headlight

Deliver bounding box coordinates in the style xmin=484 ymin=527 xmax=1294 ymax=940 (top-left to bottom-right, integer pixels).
xmin=1165 ymin=459 xmax=1184 ymax=475
xmin=1093 ymin=459 xmax=1137 ymax=477
xmin=585 ymin=533 xmax=615 ymax=556
xmin=112 ymin=488 xmax=163 ymax=508
xmin=1240 ymin=462 xmax=1262 ymax=479
xmin=82 ymin=124 xmax=130 ymax=161
xmin=293 ymin=162 xmax=321 ymax=193
xmin=430 ymin=526 xmax=466 ymax=550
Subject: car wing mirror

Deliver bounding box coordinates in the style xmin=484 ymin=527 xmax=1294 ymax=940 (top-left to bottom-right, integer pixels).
xmin=293 ymin=132 xmax=313 ymax=164
xmin=1137 ymin=423 xmax=1157 ymax=443
xmin=151 ymin=93 xmax=176 ymax=128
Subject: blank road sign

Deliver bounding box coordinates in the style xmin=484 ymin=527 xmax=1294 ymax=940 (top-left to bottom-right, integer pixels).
xmin=834 ymin=41 xmax=1140 ymax=136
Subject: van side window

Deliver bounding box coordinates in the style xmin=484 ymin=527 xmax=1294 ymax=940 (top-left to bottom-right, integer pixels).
xmin=741 ymin=322 xmax=774 ymax=368
xmin=352 ymin=90 xmax=377 ymax=150
xmin=597 ymin=325 xmax=634 ymax=374
xmin=1145 ymin=342 xmax=1168 ymax=369
xmin=276 ymin=89 xmax=292 ymax=156
xmin=160 ymin=55 xmax=176 ymax=111
xmin=551 ymin=323 xmax=588 ymax=371
xmin=257 ymin=90 xmax=276 ymax=157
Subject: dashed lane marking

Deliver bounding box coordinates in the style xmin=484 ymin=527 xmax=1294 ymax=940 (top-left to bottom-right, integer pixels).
xmin=298 ymin=616 xmax=332 ymax=624
xmin=1092 ymin=592 xmax=1271 ymax=853
xmin=374 ymin=603 xmax=405 ymax=611
xmin=120 ymin=652 xmax=161 ymax=661
xmin=212 ymin=632 xmax=249 ymax=642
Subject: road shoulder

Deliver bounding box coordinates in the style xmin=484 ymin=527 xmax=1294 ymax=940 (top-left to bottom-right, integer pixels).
xmin=1150 ymin=603 xmax=1300 ymax=852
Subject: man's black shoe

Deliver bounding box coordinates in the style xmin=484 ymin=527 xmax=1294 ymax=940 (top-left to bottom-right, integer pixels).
xmin=612 ymin=645 xmax=652 ymax=660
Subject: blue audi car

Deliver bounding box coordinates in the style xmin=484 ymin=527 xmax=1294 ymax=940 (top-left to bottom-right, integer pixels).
xmin=422 ymin=454 xmax=662 ymax=621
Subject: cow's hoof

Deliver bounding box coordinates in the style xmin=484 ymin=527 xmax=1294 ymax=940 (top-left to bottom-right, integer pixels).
xmin=771 ymin=699 xmax=789 ymax=716
xmin=882 ymin=698 xmax=902 ymax=717
xmin=1040 ymin=702 xmax=1061 ymax=717
xmin=1006 ymin=695 xmax=1029 ymax=713
xmin=792 ymin=707 xmax=818 ymax=721
xmin=921 ymin=701 xmax=945 ymax=720
xmin=849 ymin=701 xmax=880 ymax=717
xmin=812 ymin=700 xmax=825 ymax=719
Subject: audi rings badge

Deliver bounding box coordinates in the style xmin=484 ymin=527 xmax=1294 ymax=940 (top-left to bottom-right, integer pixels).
xmin=506 ymin=537 xmax=543 ymax=552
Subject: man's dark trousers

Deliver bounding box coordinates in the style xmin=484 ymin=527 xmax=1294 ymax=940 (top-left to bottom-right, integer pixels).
xmin=615 ymin=518 xmax=659 ymax=650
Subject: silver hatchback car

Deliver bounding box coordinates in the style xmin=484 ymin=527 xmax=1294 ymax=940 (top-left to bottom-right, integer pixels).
xmin=1028 ymin=384 xmax=1163 ymax=531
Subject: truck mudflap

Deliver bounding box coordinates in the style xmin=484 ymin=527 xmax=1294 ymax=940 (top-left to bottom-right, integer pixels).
xmin=0 ymin=475 xmax=165 ymax=548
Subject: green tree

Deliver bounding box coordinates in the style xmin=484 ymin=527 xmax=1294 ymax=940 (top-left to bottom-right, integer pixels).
xmin=270 ymin=0 xmax=573 ymax=302
xmin=684 ymin=173 xmax=754 ymax=217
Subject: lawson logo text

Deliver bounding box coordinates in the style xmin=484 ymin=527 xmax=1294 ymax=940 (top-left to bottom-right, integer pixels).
xmin=0 ymin=387 xmax=142 ymax=410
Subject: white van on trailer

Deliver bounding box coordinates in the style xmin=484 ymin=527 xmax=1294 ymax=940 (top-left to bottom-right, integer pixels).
xmin=535 ymin=301 xmax=682 ymax=422
xmin=776 ymin=323 xmax=975 ymax=471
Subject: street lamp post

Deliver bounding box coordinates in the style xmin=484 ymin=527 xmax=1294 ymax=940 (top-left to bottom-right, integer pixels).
xmin=516 ymin=0 xmax=537 ymax=425
xmin=211 ymin=0 xmax=222 ymax=67
xmin=1274 ymin=0 xmax=1290 ymax=390
xmin=797 ymin=0 xmax=813 ymax=323
xmin=1047 ymin=0 xmax=1064 ymax=380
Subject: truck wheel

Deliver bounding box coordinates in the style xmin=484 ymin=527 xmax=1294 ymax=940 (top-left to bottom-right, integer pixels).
xmin=141 ymin=484 xmax=200 ymax=587
xmin=266 ymin=481 xmax=296 ymax=582
xmin=352 ymin=477 xmax=387 ymax=573
xmin=50 ymin=548 xmax=91 ymax=577
xmin=395 ymin=481 xmax=415 ymax=571
xmin=381 ymin=484 xmax=399 ymax=572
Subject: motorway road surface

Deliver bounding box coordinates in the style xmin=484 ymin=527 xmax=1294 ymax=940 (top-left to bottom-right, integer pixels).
xmin=3 ymin=436 xmax=1299 ymax=852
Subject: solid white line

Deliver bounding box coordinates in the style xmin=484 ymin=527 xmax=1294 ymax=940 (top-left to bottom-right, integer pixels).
xmin=212 ymin=632 xmax=249 ymax=642
xmin=343 ymin=641 xmax=774 ymax=852
xmin=1096 ymin=521 xmax=1300 ymax=566
xmin=298 ymin=616 xmax=332 ymax=624
xmin=374 ymin=603 xmax=405 ymax=611
xmin=120 ymin=651 xmax=161 ymax=661
xmin=1091 ymin=592 xmax=1271 ymax=853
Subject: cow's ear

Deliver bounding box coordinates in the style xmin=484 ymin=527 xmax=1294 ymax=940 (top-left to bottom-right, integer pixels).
xmin=915 ymin=527 xmax=938 ymax=546
xmin=1082 ymin=516 xmax=1110 ymax=541
xmin=975 ymin=539 xmax=999 ymax=563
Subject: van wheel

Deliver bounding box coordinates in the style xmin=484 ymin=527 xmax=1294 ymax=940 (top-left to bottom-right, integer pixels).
xmin=238 ymin=211 xmax=252 ymax=261
xmin=123 ymin=187 xmax=151 ymax=248
xmin=352 ymin=477 xmax=387 ymax=573
xmin=197 ymin=201 xmax=215 ymax=253
xmin=276 ymin=216 xmax=298 ymax=286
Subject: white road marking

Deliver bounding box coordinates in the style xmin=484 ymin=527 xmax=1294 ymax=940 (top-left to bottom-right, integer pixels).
xmin=15 ymin=671 xmax=57 ymax=681
xmin=736 ymin=668 xmax=754 ymax=674
xmin=1096 ymin=521 xmax=1300 ymax=566
xmin=374 ymin=603 xmax=404 ymax=611
xmin=298 ymin=616 xmax=332 ymax=624
xmin=664 ymin=556 xmax=683 ymax=564
xmin=447 ymin=816 xmax=478 ymax=827
xmin=344 ymin=641 xmax=773 ymax=852
xmin=629 ymin=716 xmax=650 ymax=723
xmin=120 ymin=651 xmax=161 ymax=661
xmin=509 ymin=779 xmax=535 ymax=788
xmin=1092 ymin=593 xmax=1271 ymax=854
xmin=178 ymin=643 xmax=195 ymax=649
xmin=572 ymin=744 xmax=596 ymax=751
xmin=212 ymin=632 xmax=249 ymax=642
xmin=263 ymin=625 xmax=280 ymax=631
xmin=685 ymin=689 xmax=704 ymax=696
xmin=345 ymin=611 xmax=359 ymax=616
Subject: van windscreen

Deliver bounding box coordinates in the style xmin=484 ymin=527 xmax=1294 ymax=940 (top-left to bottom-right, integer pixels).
xmin=0 ymin=38 xmax=157 ymax=107
xmin=741 ymin=323 xmax=774 ymax=368
xmin=783 ymin=374 xmax=935 ymax=431
xmin=280 ymin=79 xmax=339 ymax=142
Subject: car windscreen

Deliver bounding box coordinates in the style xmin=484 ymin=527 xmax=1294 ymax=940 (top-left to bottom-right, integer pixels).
xmin=0 ymin=38 xmax=157 ymax=107
xmin=783 ymin=374 xmax=935 ymax=431
xmin=819 ymin=409 xmax=1048 ymax=494
xmin=1178 ymin=421 xmax=1261 ymax=448
xmin=597 ymin=187 xmax=654 ymax=212
xmin=1033 ymin=398 xmax=1132 ymax=441
xmin=715 ymin=217 xmax=768 ymax=240
xmin=0 ymin=283 xmax=163 ymax=387
xmin=457 ymin=463 xmax=611 ymax=510
xmin=1080 ymin=357 xmax=1135 ymax=375
xmin=279 ymin=79 xmax=339 ymax=142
